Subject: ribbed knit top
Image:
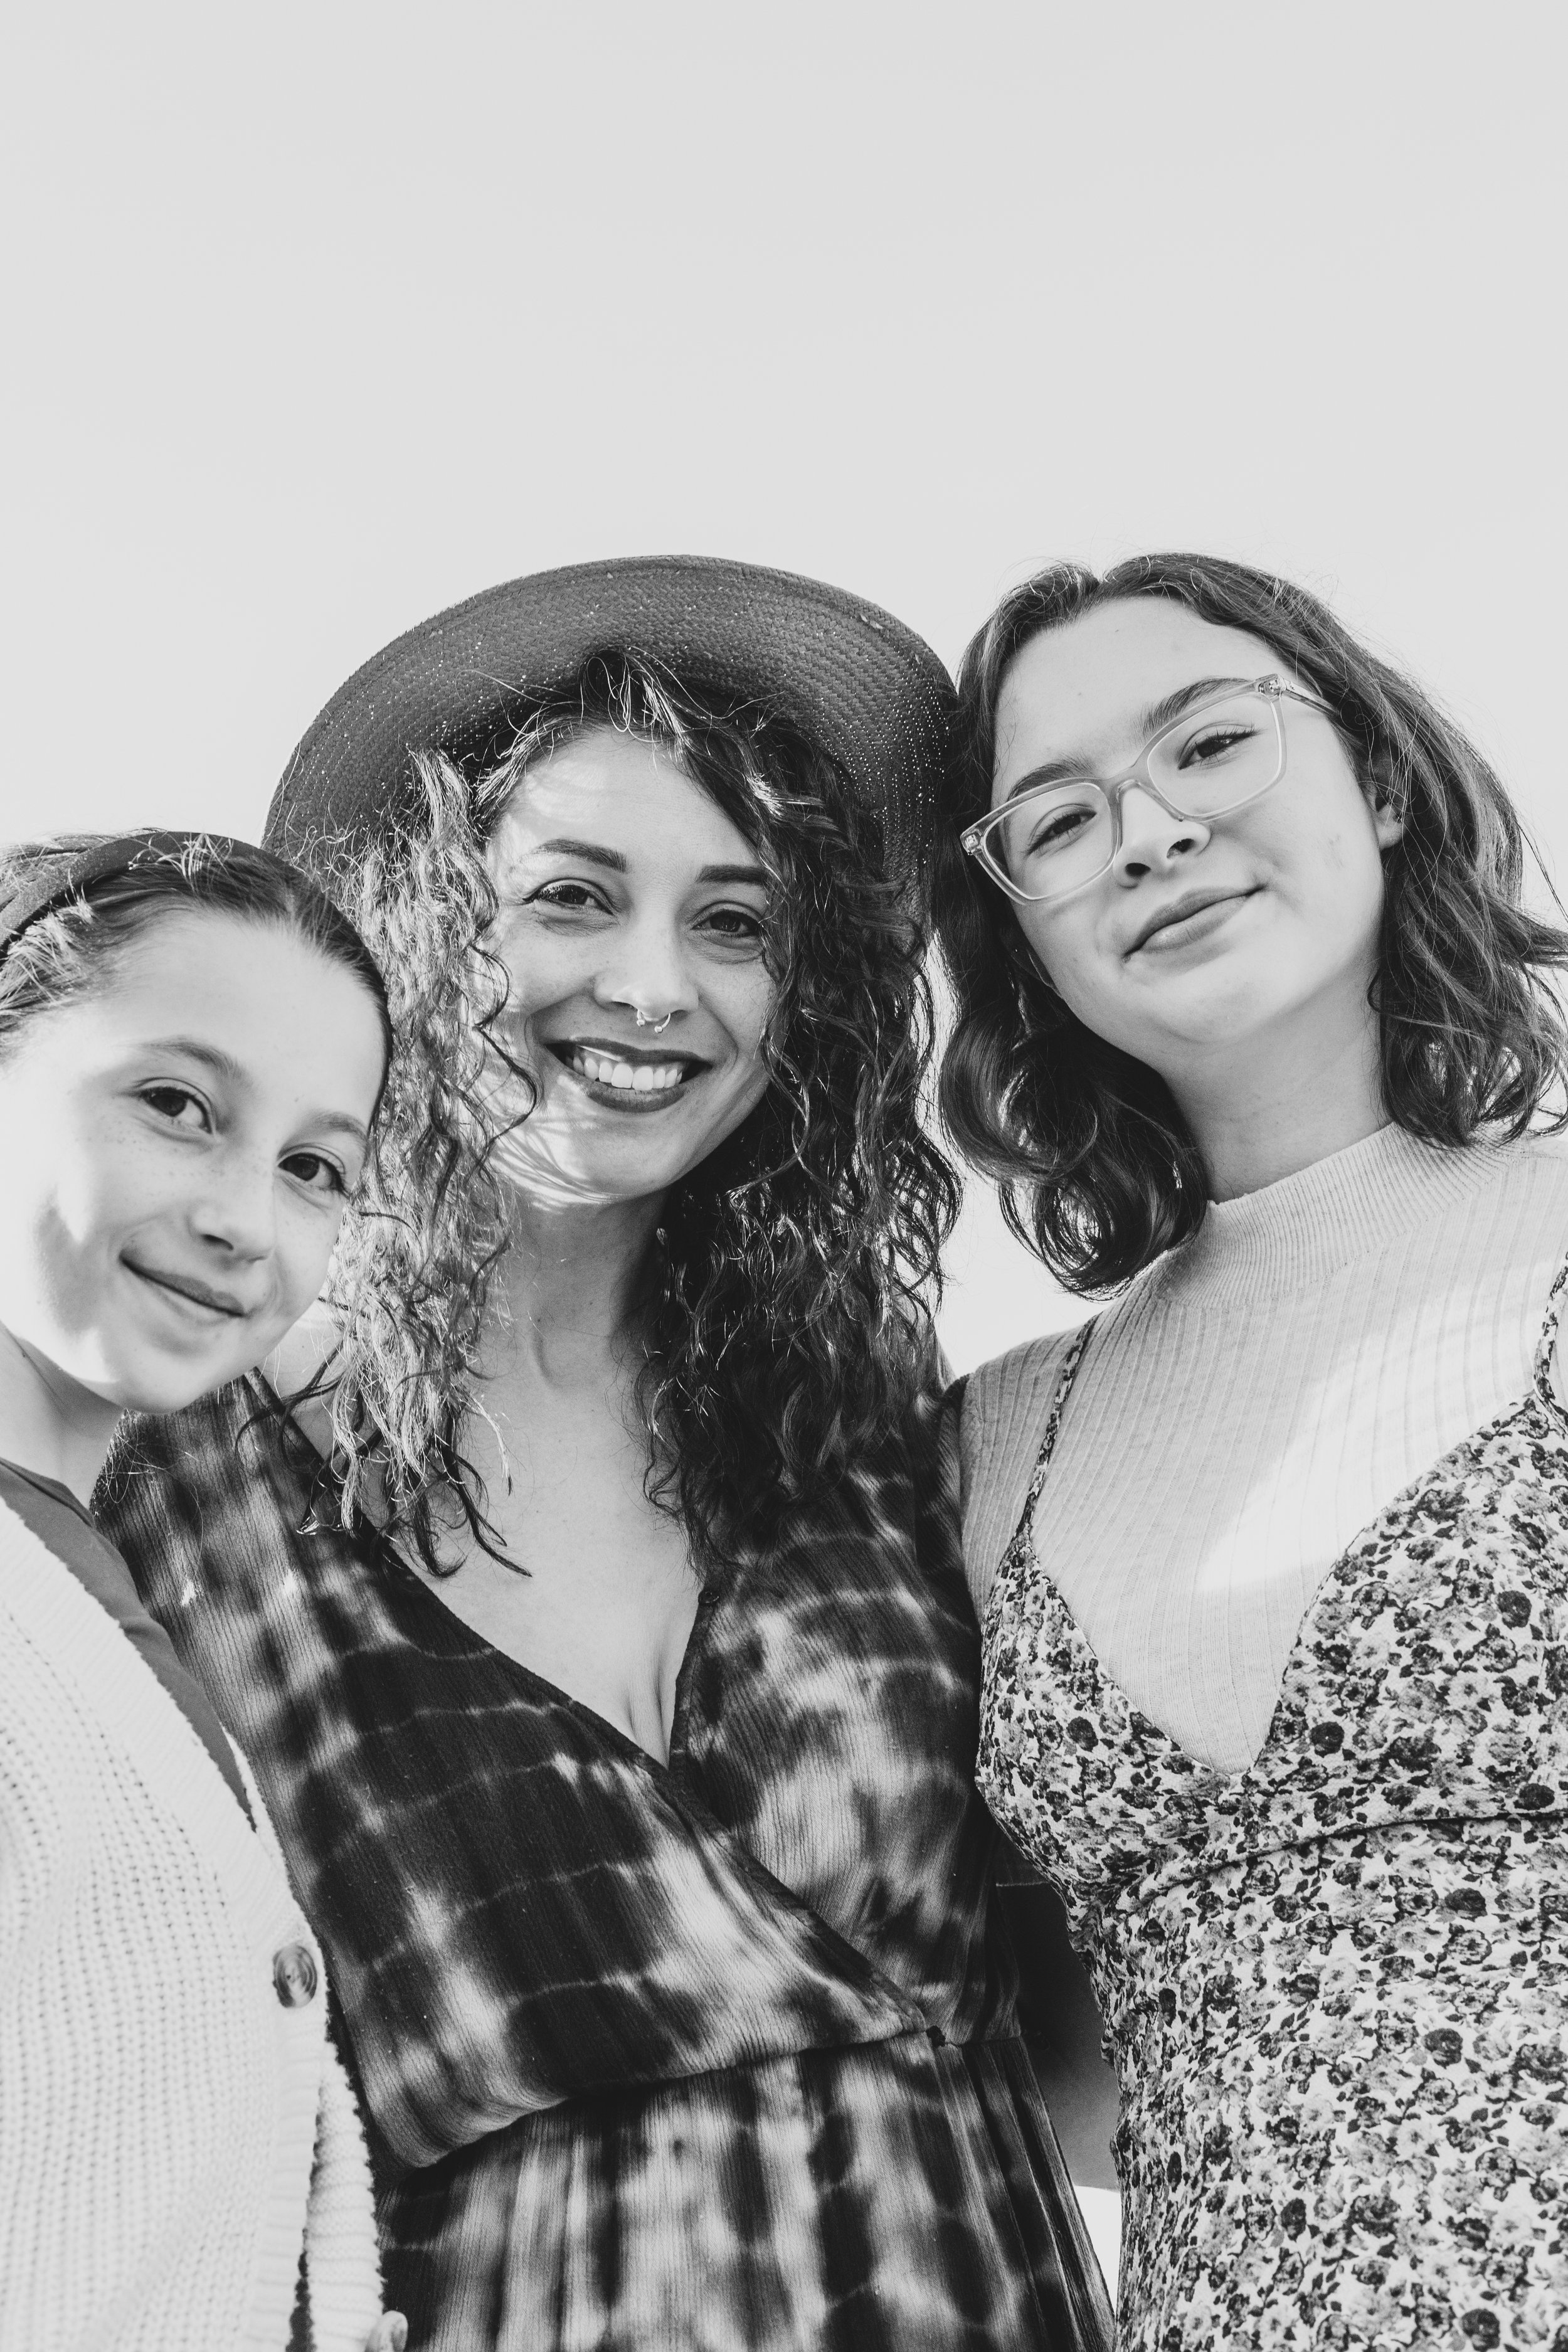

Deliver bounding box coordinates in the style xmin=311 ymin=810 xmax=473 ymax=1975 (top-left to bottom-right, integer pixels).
xmin=959 ymin=1124 xmax=1568 ymax=1774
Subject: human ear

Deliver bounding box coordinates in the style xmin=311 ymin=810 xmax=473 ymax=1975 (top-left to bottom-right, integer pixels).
xmin=1372 ymin=800 xmax=1406 ymax=851
xmin=1362 ymin=746 xmax=1406 ymax=851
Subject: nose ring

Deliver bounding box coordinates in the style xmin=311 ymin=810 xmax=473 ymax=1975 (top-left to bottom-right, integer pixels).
xmin=635 ymin=1009 xmax=673 ymax=1035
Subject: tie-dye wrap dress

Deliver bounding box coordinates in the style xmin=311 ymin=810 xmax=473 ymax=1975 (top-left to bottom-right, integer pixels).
xmin=101 ymin=1377 xmax=1111 ymax=2352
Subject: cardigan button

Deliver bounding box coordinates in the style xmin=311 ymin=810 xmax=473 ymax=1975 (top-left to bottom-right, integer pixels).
xmin=273 ymin=1941 xmax=319 ymax=2008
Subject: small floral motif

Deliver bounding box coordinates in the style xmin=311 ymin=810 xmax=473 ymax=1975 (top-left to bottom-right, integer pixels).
xmin=979 ymin=1281 xmax=1568 ymax=2350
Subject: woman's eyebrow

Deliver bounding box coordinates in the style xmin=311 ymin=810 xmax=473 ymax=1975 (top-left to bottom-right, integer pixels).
xmin=532 ymin=837 xmax=627 ymax=871
xmin=1138 ymin=675 xmax=1253 ymax=737
xmin=140 ymin=1036 xmax=247 ymax=1086
xmin=137 ymin=1041 xmax=368 ymax=1142
xmin=306 ymin=1110 xmax=371 ymax=1147
xmin=521 ymin=842 xmax=766 ymax=888
xmin=1002 ymin=675 xmax=1256 ymax=800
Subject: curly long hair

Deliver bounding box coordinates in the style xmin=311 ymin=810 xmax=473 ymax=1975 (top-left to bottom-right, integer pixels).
xmin=935 ymin=553 xmax=1568 ymax=1295
xmin=301 ymin=651 xmax=959 ymax=1576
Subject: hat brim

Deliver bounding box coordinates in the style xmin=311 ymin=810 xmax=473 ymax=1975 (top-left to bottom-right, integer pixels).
xmin=264 ymin=555 xmax=953 ymax=886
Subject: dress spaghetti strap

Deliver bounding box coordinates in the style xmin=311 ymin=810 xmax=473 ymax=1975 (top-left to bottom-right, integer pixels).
xmin=1016 ymin=1321 xmax=1098 ymax=1532
xmin=1530 ymin=1242 xmax=1568 ymax=1412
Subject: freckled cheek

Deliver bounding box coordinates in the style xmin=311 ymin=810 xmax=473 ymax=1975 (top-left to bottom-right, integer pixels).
xmin=494 ymin=973 xmax=548 ymax=1047
xmin=36 ymin=1142 xmax=159 ymax=1265
xmin=1320 ymin=824 xmax=1352 ymax=874
xmin=1291 ymin=823 xmax=1384 ymax=953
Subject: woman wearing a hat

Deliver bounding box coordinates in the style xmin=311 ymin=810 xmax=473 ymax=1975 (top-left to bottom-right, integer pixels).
xmin=101 ymin=562 xmax=1113 ymax=2352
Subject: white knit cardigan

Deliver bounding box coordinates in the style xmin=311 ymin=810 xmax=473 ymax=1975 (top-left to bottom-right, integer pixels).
xmin=0 ymin=1495 xmax=386 ymax=2352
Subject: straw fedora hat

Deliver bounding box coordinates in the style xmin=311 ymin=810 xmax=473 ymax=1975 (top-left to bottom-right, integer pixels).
xmin=264 ymin=556 xmax=953 ymax=886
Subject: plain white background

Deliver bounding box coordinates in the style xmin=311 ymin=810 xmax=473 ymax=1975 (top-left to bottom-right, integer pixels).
xmin=5 ymin=3 xmax=1563 ymax=2285
xmin=5 ymin=4 xmax=1565 ymax=1374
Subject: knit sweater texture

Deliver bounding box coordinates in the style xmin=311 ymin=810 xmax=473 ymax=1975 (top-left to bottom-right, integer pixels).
xmin=0 ymin=1495 xmax=385 ymax=2352
xmin=959 ymin=1125 xmax=1568 ymax=1774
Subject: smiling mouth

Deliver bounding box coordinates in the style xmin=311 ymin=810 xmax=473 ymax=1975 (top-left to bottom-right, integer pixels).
xmin=549 ymin=1041 xmax=707 ymax=1102
xmin=124 ymin=1259 xmax=248 ymax=1318
xmin=1130 ymin=888 xmax=1257 ymax=955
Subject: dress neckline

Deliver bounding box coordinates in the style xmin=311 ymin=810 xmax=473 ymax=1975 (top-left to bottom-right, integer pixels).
xmin=1157 ymin=1126 xmax=1508 ymax=1310
xmin=376 ymin=1532 xmax=716 ymax=1779
xmin=250 ymin=1369 xmax=715 ymax=1780
xmin=992 ymin=1255 xmax=1568 ymax=1785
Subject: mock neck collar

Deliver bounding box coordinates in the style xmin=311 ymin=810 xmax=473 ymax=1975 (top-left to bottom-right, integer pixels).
xmin=1155 ymin=1124 xmax=1503 ymax=1307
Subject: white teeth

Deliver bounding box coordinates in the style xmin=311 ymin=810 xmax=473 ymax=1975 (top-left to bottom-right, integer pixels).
xmin=569 ymin=1049 xmax=687 ymax=1094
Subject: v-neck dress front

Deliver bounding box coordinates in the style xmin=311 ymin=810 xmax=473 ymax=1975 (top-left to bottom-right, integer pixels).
xmin=977 ymin=1290 xmax=1568 ymax=2349
xmin=100 ymin=1377 xmax=1111 ymax=2352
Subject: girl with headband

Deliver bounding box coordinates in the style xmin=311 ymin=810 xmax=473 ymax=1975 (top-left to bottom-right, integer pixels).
xmin=0 ymin=833 xmax=403 ymax=2352
xmin=102 ymin=561 xmax=1114 ymax=2351
xmin=936 ymin=554 xmax=1568 ymax=2348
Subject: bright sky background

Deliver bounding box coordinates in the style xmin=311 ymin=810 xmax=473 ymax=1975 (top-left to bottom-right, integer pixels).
xmin=6 ymin=2 xmax=1565 ymax=1374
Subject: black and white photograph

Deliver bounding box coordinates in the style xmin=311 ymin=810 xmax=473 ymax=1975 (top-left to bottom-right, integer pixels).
xmin=2 ymin=8 xmax=1564 ymax=2349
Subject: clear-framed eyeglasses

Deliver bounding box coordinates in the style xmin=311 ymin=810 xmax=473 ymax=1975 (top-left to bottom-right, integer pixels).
xmin=960 ymin=675 xmax=1331 ymax=907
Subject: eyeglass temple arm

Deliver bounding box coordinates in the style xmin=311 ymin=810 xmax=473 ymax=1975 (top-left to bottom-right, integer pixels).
xmin=1257 ymin=675 xmax=1329 ymax=711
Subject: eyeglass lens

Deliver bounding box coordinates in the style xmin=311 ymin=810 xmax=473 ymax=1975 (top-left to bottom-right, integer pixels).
xmin=990 ymin=691 xmax=1286 ymax=902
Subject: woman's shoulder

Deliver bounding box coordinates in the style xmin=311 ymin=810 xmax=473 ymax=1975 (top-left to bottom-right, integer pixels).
xmin=958 ymin=1325 xmax=1089 ymax=1448
xmin=98 ymin=1374 xmax=314 ymax=1614
xmin=951 ymin=1325 xmax=1093 ymax=1616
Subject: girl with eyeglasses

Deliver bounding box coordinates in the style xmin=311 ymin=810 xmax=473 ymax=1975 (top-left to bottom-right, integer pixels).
xmin=935 ymin=554 xmax=1568 ymax=2349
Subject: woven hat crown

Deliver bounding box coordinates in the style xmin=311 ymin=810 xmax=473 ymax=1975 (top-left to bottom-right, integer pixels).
xmin=265 ymin=556 xmax=953 ymax=887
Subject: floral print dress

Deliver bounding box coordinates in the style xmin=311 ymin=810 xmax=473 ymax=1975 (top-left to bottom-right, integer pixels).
xmin=977 ymin=1273 xmax=1568 ymax=2351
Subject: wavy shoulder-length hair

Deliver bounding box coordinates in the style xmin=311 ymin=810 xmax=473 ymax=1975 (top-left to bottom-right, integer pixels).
xmin=302 ymin=650 xmax=959 ymax=1576
xmin=935 ymin=552 xmax=1568 ymax=1295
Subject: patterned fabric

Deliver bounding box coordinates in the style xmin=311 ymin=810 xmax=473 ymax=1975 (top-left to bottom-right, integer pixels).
xmin=101 ymin=1378 xmax=1111 ymax=2352
xmin=977 ymin=1276 xmax=1568 ymax=2352
xmin=0 ymin=1458 xmax=252 ymax=1818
